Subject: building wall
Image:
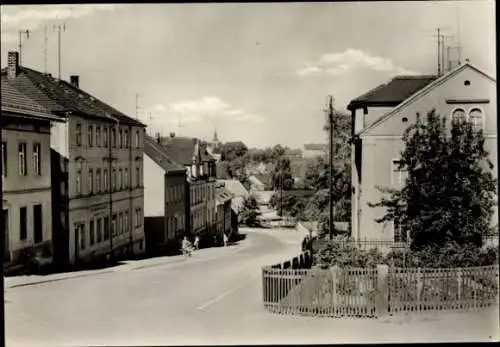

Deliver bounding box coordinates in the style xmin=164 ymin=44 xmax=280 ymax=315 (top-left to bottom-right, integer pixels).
xmin=165 ymin=172 xmax=186 ymax=242
xmin=143 ymin=154 xmax=165 ymax=217
xmin=2 ymin=117 xmax=53 ymax=263
xmin=354 ymin=66 xmax=498 ymax=242
xmin=60 ymin=115 xmax=145 ymax=264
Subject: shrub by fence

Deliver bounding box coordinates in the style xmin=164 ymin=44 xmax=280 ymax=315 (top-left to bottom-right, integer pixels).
xmin=262 ymin=263 xmax=499 ymax=318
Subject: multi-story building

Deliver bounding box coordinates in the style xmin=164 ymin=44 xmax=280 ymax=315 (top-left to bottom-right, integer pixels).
xmin=2 ymin=51 xmax=147 ymax=268
xmin=1 ymin=77 xmax=67 ymax=271
xmin=158 ymin=133 xmax=217 ymax=247
xmin=215 ymin=182 xmax=233 ymax=242
xmin=347 ymin=62 xmax=497 ymax=252
xmin=143 ymin=134 xmax=187 ymax=254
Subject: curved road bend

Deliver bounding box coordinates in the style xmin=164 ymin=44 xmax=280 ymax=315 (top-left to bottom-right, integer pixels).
xmin=5 ymin=228 xmax=498 ymax=346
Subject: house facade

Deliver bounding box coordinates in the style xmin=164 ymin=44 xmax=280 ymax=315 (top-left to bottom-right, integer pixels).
xmin=2 ymin=51 xmax=147 ymax=268
xmin=158 ymin=134 xmax=217 ymax=247
xmin=1 ymin=78 xmax=66 ymax=269
xmin=348 ymin=62 xmax=498 ymax=249
xmin=215 ymin=182 xmax=233 ymax=242
xmin=143 ymin=134 xmax=187 ymax=254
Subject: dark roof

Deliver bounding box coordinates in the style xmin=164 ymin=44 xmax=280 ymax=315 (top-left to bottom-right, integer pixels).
xmin=158 ymin=136 xmax=197 ymax=166
xmin=216 ymin=186 xmax=233 ymax=205
xmin=347 ymin=75 xmax=437 ymax=110
xmin=144 ymin=134 xmax=185 ymax=173
xmin=1 ymin=66 xmax=145 ymax=127
xmin=2 ymin=79 xmax=50 ymax=115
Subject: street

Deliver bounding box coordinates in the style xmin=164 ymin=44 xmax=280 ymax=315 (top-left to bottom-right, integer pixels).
xmin=5 ymin=228 xmax=499 ymax=346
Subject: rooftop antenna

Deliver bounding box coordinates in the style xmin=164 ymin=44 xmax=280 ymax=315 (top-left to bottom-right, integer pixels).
xmin=135 ymin=93 xmax=140 ymax=120
xmin=18 ymin=29 xmax=30 ymax=66
xmin=177 ymin=113 xmax=184 ymax=135
xmin=426 ymin=27 xmax=452 ymax=76
xmin=43 ymin=25 xmax=48 ymax=73
xmin=53 ymin=22 xmax=66 ymax=80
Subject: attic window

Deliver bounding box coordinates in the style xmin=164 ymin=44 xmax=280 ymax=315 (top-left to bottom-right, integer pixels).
xmin=464 ymin=80 xmax=471 ymax=86
xmin=402 ymin=117 xmax=408 ymax=123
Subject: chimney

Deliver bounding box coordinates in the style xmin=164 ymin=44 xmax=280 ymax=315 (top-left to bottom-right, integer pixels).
xmin=169 ymin=132 xmax=175 ymax=138
xmin=7 ymin=51 xmax=19 ymax=79
xmin=156 ymin=132 xmax=161 ymax=144
xmin=70 ymin=75 xmax=79 ymax=88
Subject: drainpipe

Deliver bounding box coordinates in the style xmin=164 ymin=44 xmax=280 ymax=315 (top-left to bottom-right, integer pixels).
xmin=128 ymin=124 xmax=133 ymax=254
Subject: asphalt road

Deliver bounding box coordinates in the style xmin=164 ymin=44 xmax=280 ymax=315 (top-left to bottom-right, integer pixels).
xmin=4 ymin=228 xmax=499 ymax=346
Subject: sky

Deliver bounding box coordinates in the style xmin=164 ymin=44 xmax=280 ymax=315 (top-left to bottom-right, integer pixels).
xmin=0 ymin=2 xmax=496 ymax=148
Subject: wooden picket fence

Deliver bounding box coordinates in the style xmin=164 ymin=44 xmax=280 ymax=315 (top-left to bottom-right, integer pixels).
xmin=262 ymin=263 xmax=499 ymax=318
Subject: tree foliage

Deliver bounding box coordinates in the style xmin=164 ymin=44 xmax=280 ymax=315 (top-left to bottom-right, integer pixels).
xmin=369 ymin=110 xmax=497 ymax=253
xmin=271 ymin=156 xmax=294 ymax=190
xmin=240 ymin=195 xmax=262 ymax=227
xmin=269 ymin=191 xmax=306 ymax=219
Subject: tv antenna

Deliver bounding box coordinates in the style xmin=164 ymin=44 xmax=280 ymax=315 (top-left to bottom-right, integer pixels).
xmin=18 ymin=29 xmax=30 ymax=65
xmin=53 ymin=23 xmax=66 ymax=80
xmin=44 ymin=25 xmax=48 ymax=73
xmin=425 ymin=27 xmax=453 ymax=76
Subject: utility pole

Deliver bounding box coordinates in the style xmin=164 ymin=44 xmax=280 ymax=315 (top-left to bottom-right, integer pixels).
xmin=437 ymin=28 xmax=441 ymax=76
xmin=18 ymin=29 xmax=30 ymax=65
xmin=54 ymin=23 xmax=66 ymax=80
xmin=327 ymin=95 xmax=335 ymax=240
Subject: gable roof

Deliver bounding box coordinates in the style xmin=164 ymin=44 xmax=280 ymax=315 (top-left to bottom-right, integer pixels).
xmin=219 ymin=179 xmax=250 ymax=199
xmin=1 ymin=79 xmax=65 ymax=121
xmin=1 ymin=66 xmax=145 ymax=127
xmin=347 ymin=75 xmax=437 ymax=111
xmin=158 ymin=136 xmax=197 ymax=165
xmin=358 ymin=62 xmax=497 ymax=137
xmin=144 ymin=134 xmax=185 ymax=173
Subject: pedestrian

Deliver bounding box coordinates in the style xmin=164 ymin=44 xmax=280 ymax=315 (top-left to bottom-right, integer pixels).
xmin=223 ymin=233 xmax=228 ymax=247
xmin=181 ymin=236 xmax=192 ymax=257
xmin=194 ymin=236 xmax=200 ymax=250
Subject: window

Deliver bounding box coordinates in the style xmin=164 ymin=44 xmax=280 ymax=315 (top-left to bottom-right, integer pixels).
xmin=136 ymin=166 xmax=140 ymax=187
xmin=104 ymin=216 xmax=110 ymax=240
xmin=96 ymin=169 xmax=101 ymax=193
xmin=97 ymin=218 xmax=102 ymax=243
xmin=96 ymin=127 xmax=101 ymax=147
xmin=391 ymin=160 xmax=408 ymax=186
xmin=112 ymin=214 xmax=117 ymax=236
xmin=76 ymin=162 xmax=82 ymax=196
xmin=18 ymin=143 xmax=27 ymax=176
xmin=469 ymin=108 xmax=484 ymax=132
xmin=119 ymin=213 xmax=123 ymax=235
xmin=33 ymin=143 xmax=41 ymax=176
xmin=124 ymin=168 xmax=128 ymax=189
xmin=135 ymin=208 xmax=142 ymax=227
xmin=33 ymin=204 xmax=42 ymax=243
xmin=119 ymin=129 xmax=123 ymax=148
xmin=88 ymin=168 xmax=94 ymax=194
xmin=118 ymin=168 xmax=122 ymax=190
xmin=103 ymin=168 xmax=108 ymax=192
xmin=394 ymin=219 xmax=408 ymax=243
xmin=112 ymin=128 xmax=117 ymax=148
xmin=112 ymin=168 xmax=117 ymax=191
xmin=135 ymin=130 xmax=140 ymax=149
xmin=103 ymin=127 xmax=108 ymax=148
xmin=451 ymin=108 xmax=466 ymax=124
xmin=2 ymin=141 xmax=7 ymax=177
xmin=88 ymin=125 xmax=93 ymax=147
xmin=76 ymin=123 xmax=82 ymax=146
xmin=79 ymin=223 xmax=85 ymax=250
xmin=124 ymin=129 xmax=129 ymax=148
xmin=90 ymin=220 xmax=95 ymax=246
xmin=124 ymin=211 xmax=129 ymax=234
xmin=20 ymin=206 xmax=27 ymax=240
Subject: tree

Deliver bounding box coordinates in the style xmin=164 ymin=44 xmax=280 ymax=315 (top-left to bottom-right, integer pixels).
xmin=369 ymin=110 xmax=497 ymax=254
xmin=219 ymin=141 xmax=248 ymax=162
xmin=271 ymin=156 xmax=294 ymax=190
xmin=240 ymin=195 xmax=262 ymax=227
xmin=269 ymin=191 xmax=306 ymax=219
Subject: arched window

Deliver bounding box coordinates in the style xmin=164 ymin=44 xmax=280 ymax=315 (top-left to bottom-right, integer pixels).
xmin=469 ymin=108 xmax=484 ymax=132
xmin=451 ymin=108 xmax=466 ymax=124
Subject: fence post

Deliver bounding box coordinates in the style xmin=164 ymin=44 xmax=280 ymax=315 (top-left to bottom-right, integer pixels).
xmin=376 ymin=264 xmax=389 ymax=317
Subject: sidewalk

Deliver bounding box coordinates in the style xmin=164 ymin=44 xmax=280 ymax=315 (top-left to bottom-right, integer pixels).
xmin=4 ymin=237 xmax=254 ymax=289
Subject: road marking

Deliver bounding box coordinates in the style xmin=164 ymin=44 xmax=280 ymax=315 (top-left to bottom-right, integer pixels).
xmin=196 ymin=276 xmax=257 ymax=311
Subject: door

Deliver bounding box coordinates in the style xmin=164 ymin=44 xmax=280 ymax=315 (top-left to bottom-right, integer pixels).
xmin=34 ymin=204 xmax=43 ymax=243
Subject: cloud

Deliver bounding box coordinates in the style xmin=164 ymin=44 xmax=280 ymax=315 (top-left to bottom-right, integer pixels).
xmin=297 ymin=48 xmax=419 ymax=76
xmin=142 ymin=96 xmax=265 ymax=126
xmin=1 ymin=4 xmax=116 ymax=35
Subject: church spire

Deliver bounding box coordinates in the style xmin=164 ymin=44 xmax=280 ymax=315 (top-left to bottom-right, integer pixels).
xmin=213 ymin=127 xmax=219 ymax=143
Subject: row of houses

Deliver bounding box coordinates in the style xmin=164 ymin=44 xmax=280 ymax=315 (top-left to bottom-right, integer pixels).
xmin=1 ymin=51 xmax=243 ymax=273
